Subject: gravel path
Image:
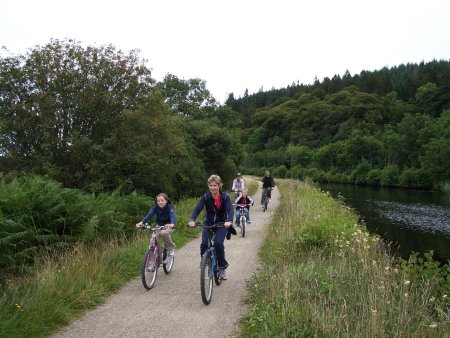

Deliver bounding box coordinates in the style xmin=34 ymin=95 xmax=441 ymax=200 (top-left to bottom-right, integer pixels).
xmin=53 ymin=181 xmax=279 ymax=338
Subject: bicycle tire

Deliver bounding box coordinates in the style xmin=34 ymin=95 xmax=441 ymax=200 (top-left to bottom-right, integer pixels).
xmin=200 ymin=252 xmax=214 ymax=305
xmin=163 ymin=248 xmax=175 ymax=274
xmin=240 ymin=217 xmax=246 ymax=237
xmin=141 ymin=247 xmax=158 ymax=290
xmin=262 ymin=196 xmax=268 ymax=212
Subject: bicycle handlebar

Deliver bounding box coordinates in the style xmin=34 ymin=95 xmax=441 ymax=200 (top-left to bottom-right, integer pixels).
xmin=139 ymin=223 xmax=168 ymax=231
xmin=186 ymin=222 xmax=226 ymax=228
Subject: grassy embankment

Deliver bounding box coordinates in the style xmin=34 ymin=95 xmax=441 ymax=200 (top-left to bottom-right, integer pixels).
xmin=0 ymin=179 xmax=259 ymax=338
xmin=240 ymin=179 xmax=449 ymax=337
xmin=0 ymin=198 xmax=199 ymax=338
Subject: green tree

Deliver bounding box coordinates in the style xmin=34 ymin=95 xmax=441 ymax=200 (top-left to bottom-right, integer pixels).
xmin=157 ymin=73 xmax=216 ymax=118
xmin=0 ymin=39 xmax=154 ymax=189
xmin=415 ymin=82 xmax=440 ymax=116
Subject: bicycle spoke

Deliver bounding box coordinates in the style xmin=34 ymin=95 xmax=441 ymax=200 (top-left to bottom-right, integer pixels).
xmin=141 ymin=248 xmax=158 ymax=290
xmin=200 ymin=253 xmax=213 ymax=305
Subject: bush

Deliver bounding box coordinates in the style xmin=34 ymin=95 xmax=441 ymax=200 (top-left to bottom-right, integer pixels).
xmin=399 ymin=167 xmax=433 ymax=189
xmin=366 ymin=168 xmax=382 ymax=185
xmin=304 ymin=168 xmax=327 ymax=182
xmin=350 ymin=160 xmax=371 ymax=184
xmin=380 ymin=165 xmax=400 ymax=187
xmin=0 ymin=174 xmax=149 ymax=278
xmin=272 ymin=165 xmax=288 ymax=178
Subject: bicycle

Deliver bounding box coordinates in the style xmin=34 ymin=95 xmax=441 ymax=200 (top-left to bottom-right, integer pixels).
xmin=139 ymin=224 xmax=175 ymax=290
xmin=233 ymin=203 xmax=252 ymax=237
xmin=188 ymin=222 xmax=224 ymax=305
xmin=261 ymin=187 xmax=272 ymax=212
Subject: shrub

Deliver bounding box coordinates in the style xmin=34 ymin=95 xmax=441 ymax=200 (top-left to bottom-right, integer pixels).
xmin=380 ymin=165 xmax=400 ymax=187
xmin=366 ymin=168 xmax=382 ymax=185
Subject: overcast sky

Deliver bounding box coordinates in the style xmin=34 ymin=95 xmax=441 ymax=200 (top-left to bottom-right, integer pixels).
xmin=1 ymin=0 xmax=449 ymax=103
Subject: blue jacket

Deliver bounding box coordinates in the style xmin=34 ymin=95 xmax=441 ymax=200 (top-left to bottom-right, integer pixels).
xmin=142 ymin=203 xmax=176 ymax=226
xmin=190 ymin=191 xmax=234 ymax=225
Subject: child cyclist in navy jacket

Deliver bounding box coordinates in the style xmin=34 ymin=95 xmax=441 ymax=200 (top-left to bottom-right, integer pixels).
xmin=188 ymin=174 xmax=234 ymax=280
xmin=136 ymin=193 xmax=176 ymax=256
xmin=234 ymin=188 xmax=254 ymax=226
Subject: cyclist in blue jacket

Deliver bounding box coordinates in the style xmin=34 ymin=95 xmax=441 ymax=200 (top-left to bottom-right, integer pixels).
xmin=136 ymin=193 xmax=176 ymax=256
xmin=188 ymin=174 xmax=234 ymax=280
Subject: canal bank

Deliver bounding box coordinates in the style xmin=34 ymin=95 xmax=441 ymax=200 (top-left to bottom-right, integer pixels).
xmin=321 ymin=183 xmax=450 ymax=261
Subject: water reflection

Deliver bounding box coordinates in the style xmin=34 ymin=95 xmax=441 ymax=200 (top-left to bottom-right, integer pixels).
xmin=321 ymin=183 xmax=450 ymax=261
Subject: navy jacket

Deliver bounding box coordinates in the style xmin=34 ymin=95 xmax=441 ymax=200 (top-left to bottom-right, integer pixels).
xmin=142 ymin=203 xmax=176 ymax=226
xmin=190 ymin=191 xmax=234 ymax=225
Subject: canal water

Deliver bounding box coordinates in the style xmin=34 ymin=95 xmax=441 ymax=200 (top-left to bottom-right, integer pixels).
xmin=320 ymin=183 xmax=450 ymax=261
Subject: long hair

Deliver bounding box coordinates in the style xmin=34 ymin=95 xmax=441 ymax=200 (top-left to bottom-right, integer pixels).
xmin=154 ymin=192 xmax=172 ymax=205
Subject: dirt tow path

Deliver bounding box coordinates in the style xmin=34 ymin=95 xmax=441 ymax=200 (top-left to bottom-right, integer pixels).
xmin=53 ymin=180 xmax=279 ymax=338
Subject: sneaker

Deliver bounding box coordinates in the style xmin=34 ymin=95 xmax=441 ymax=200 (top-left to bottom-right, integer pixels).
xmin=169 ymin=249 xmax=175 ymax=256
xmin=219 ymin=268 xmax=227 ymax=280
xmin=248 ymin=220 xmax=251 ymax=224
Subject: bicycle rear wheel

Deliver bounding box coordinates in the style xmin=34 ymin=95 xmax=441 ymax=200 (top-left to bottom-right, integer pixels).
xmin=163 ymin=248 xmax=175 ymax=274
xmin=141 ymin=247 xmax=158 ymax=290
xmin=240 ymin=217 xmax=246 ymax=237
xmin=200 ymin=252 xmax=214 ymax=305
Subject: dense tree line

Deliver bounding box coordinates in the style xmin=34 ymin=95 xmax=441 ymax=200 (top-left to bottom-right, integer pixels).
xmin=0 ymin=39 xmax=240 ymax=198
xmin=226 ymin=61 xmax=450 ymax=189
xmin=1 ymin=39 xmax=449 ymax=194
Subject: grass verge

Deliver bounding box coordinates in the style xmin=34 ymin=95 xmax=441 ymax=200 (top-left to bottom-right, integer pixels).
xmin=240 ymin=179 xmax=449 ymax=337
xmin=0 ymin=198 xmax=200 ymax=338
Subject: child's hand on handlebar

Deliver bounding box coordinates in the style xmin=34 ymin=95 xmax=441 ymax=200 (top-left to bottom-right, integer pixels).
xmin=224 ymin=221 xmax=231 ymax=228
xmin=188 ymin=221 xmax=196 ymax=228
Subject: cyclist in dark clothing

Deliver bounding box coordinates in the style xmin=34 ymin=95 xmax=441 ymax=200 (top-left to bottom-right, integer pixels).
xmin=188 ymin=174 xmax=234 ymax=280
xmin=261 ymin=170 xmax=275 ymax=205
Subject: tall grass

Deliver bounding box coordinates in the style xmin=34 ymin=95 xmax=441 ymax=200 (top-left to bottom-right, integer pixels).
xmin=240 ymin=179 xmax=449 ymax=337
xmin=0 ymin=197 xmax=200 ymax=338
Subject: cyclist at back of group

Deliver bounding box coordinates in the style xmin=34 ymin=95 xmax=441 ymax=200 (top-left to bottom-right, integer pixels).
xmin=231 ymin=172 xmax=245 ymax=198
xmin=261 ymin=170 xmax=275 ymax=206
xmin=234 ymin=188 xmax=254 ymax=227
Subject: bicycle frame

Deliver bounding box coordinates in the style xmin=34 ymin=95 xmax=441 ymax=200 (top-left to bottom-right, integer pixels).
xmin=147 ymin=225 xmax=163 ymax=266
xmin=140 ymin=224 xmax=174 ymax=290
xmin=261 ymin=188 xmax=271 ymax=211
xmin=202 ymin=224 xmax=220 ymax=280
xmin=193 ymin=222 xmax=224 ymax=305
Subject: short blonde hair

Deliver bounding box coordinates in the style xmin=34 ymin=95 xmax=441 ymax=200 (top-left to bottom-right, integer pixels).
xmin=241 ymin=188 xmax=248 ymax=193
xmin=207 ymin=174 xmax=223 ymax=189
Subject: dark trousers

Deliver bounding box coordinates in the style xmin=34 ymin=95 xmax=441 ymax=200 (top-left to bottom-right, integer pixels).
xmin=200 ymin=226 xmax=228 ymax=269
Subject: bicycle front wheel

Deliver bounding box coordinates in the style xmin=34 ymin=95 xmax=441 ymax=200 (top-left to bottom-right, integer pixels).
xmin=200 ymin=252 xmax=214 ymax=305
xmin=141 ymin=248 xmax=158 ymax=290
xmin=240 ymin=217 xmax=246 ymax=237
xmin=263 ymin=196 xmax=269 ymax=211
xmin=163 ymin=248 xmax=175 ymax=274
